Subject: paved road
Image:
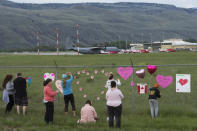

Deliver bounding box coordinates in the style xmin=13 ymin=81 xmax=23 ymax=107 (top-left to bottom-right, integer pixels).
xmin=0 ymin=51 xmax=79 ymax=55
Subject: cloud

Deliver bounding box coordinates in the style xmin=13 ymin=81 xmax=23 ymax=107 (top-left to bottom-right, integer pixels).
xmin=9 ymin=0 xmax=197 ymax=8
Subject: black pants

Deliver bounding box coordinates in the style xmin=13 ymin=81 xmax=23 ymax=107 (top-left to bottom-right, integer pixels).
xmin=6 ymin=95 xmax=14 ymax=113
xmin=64 ymin=94 xmax=76 ymax=112
xmin=44 ymin=102 xmax=54 ymax=124
xmin=107 ymin=104 xmax=122 ymax=128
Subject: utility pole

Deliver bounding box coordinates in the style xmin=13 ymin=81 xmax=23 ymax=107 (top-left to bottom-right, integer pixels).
xmin=54 ymin=60 xmax=59 ymax=104
xmin=126 ymin=40 xmax=128 ymax=49
xmin=36 ymin=32 xmax=40 ymax=55
xmin=162 ymin=32 xmax=165 ymax=42
xmin=150 ymin=33 xmax=153 ymax=48
xmin=56 ymin=28 xmax=59 ymax=55
xmin=141 ymin=33 xmax=144 ymax=44
xmin=131 ymin=34 xmax=134 ymax=44
xmin=118 ymin=35 xmax=120 ymax=48
xmin=130 ymin=59 xmax=135 ymax=113
xmin=161 ymin=32 xmax=165 ymax=46
xmin=76 ymin=24 xmax=80 ymax=55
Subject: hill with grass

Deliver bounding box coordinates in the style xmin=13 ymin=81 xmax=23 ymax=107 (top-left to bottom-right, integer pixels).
xmin=1 ymin=0 xmax=197 ymax=50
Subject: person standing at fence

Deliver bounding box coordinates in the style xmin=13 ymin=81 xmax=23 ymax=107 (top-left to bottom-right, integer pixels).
xmin=13 ymin=73 xmax=28 ymax=115
xmin=2 ymin=74 xmax=15 ymax=113
xmin=62 ymin=72 xmax=76 ymax=116
xmin=77 ymin=100 xmax=98 ymax=124
xmin=148 ymin=83 xmax=161 ymax=118
xmin=105 ymin=73 xmax=121 ymax=90
xmin=106 ymin=81 xmax=124 ymax=128
xmin=43 ymin=79 xmax=59 ymax=124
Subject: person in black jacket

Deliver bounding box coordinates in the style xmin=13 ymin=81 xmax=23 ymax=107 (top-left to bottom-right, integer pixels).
xmin=13 ymin=73 xmax=28 ymax=115
xmin=148 ymin=83 xmax=161 ymax=118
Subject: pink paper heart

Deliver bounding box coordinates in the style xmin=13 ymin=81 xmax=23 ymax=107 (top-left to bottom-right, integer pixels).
xmin=51 ymin=73 xmax=55 ymax=77
xmin=117 ymin=67 xmax=133 ymax=80
xmin=105 ymin=72 xmax=109 ymax=77
xmin=44 ymin=74 xmax=47 ymax=79
xmin=156 ymin=75 xmax=173 ymax=88
xmin=91 ymin=75 xmax=94 ymax=79
xmin=43 ymin=73 xmax=50 ymax=80
xmin=130 ymin=81 xmax=135 ymax=87
xmin=101 ymin=69 xmax=105 ymax=73
xmin=101 ymin=90 xmax=105 ymax=95
xmin=76 ymin=81 xmax=80 ymax=85
xmin=147 ymin=65 xmax=157 ymax=75
xmin=94 ymin=70 xmax=98 ymax=74
xmin=50 ymin=73 xmax=55 ymax=81
xmin=77 ymin=71 xmax=81 ymax=75
xmin=97 ymin=97 xmax=100 ymax=101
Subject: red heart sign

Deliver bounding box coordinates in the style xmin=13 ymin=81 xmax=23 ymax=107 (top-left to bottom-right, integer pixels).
xmin=179 ymin=79 xmax=188 ymax=86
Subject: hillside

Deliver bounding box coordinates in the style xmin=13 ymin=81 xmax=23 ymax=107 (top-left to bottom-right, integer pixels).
xmin=0 ymin=0 xmax=197 ymax=50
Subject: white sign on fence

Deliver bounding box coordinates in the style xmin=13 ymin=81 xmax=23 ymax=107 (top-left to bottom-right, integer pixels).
xmin=176 ymin=74 xmax=191 ymax=93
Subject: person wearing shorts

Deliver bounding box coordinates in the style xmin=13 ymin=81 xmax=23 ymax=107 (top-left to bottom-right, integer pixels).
xmin=14 ymin=73 xmax=28 ymax=115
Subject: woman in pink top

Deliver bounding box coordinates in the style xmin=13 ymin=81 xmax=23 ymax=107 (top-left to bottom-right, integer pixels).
xmin=106 ymin=81 xmax=124 ymax=128
xmin=43 ymin=79 xmax=59 ymax=124
xmin=78 ymin=100 xmax=98 ymax=124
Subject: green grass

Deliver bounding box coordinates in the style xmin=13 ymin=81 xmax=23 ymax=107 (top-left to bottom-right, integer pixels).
xmin=0 ymin=52 xmax=197 ymax=131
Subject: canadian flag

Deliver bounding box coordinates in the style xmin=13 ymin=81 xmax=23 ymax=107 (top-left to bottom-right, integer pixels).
xmin=137 ymin=83 xmax=147 ymax=94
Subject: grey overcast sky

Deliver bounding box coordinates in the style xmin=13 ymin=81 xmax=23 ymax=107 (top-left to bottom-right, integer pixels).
xmin=10 ymin=0 xmax=197 ymax=8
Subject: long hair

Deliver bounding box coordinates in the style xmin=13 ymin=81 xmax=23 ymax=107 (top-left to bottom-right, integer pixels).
xmin=2 ymin=74 xmax=13 ymax=89
xmin=43 ymin=79 xmax=52 ymax=86
xmin=109 ymin=74 xmax=114 ymax=80
xmin=63 ymin=79 xmax=66 ymax=88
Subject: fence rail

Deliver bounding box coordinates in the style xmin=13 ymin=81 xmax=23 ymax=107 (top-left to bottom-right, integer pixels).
xmin=0 ymin=64 xmax=197 ymax=68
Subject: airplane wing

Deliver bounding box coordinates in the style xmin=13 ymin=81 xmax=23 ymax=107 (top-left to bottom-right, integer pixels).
xmin=90 ymin=47 xmax=102 ymax=51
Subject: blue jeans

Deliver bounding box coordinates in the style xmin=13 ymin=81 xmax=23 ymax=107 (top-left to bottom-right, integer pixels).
xmin=149 ymin=99 xmax=158 ymax=118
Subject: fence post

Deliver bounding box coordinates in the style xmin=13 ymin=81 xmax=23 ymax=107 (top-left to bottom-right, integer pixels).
xmin=54 ymin=60 xmax=59 ymax=104
xmin=130 ymin=59 xmax=135 ymax=113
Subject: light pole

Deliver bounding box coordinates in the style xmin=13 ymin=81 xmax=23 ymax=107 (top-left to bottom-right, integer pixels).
xmin=56 ymin=28 xmax=59 ymax=55
xmin=36 ymin=32 xmax=40 ymax=55
xmin=76 ymin=24 xmax=80 ymax=55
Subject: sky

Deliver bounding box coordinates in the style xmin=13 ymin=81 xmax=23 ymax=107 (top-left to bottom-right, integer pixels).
xmin=10 ymin=0 xmax=197 ymax=8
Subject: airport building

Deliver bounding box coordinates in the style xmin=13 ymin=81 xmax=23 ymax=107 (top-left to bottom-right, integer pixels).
xmin=130 ymin=38 xmax=197 ymax=52
xmin=154 ymin=38 xmax=197 ymax=50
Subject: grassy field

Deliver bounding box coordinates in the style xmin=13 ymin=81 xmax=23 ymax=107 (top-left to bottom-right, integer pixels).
xmin=0 ymin=52 xmax=197 ymax=131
